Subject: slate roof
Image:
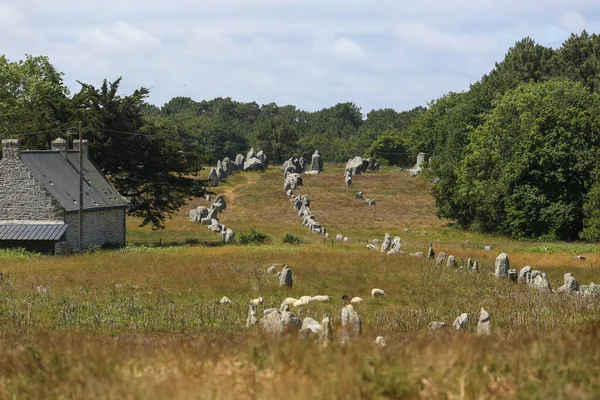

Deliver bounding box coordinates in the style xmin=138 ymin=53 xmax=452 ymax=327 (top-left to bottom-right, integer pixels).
xmin=0 ymin=223 xmax=69 ymax=241
xmin=19 ymin=150 xmax=126 ymax=212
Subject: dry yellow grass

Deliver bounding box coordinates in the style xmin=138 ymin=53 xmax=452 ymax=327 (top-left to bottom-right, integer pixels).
xmin=2 ymin=164 xmax=600 ymax=399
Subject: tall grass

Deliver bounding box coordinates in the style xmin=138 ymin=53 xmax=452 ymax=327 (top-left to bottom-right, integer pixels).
xmin=2 ymin=165 xmax=600 ymax=398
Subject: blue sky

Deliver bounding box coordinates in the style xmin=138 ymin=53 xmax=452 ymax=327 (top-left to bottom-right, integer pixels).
xmin=1 ymin=1 xmax=598 ymax=113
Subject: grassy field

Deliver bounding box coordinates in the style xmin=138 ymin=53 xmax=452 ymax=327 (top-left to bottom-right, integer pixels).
xmin=2 ymin=165 xmax=600 ymax=399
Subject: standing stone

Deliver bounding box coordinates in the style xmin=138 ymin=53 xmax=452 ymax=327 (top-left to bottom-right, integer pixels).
xmin=257 ymin=150 xmax=267 ymax=167
xmin=409 ymin=152 xmax=427 ymax=176
xmin=436 ymin=252 xmax=447 ymax=265
xmin=282 ymin=158 xmax=294 ymax=174
xmin=453 ymin=313 xmax=469 ymax=330
xmin=381 ymin=233 xmax=391 ymax=253
xmin=366 ymin=244 xmax=378 ymax=250
xmin=299 ymin=157 xmax=305 ymax=172
xmin=355 ymin=192 xmax=363 ymax=200
xmin=300 ymin=317 xmax=332 ymax=346
xmin=494 ymin=253 xmax=509 ymax=278
xmin=189 ymin=209 xmax=198 ymax=222
xmin=243 ymin=157 xmax=265 ymax=171
xmin=580 ymin=282 xmax=600 ymax=296
xmin=216 ymin=164 xmax=224 ymax=181
xmin=222 ymin=228 xmax=235 ymax=244
xmin=528 ymin=270 xmax=551 ymax=292
xmin=427 ymin=246 xmax=435 ymax=259
xmin=391 ymin=236 xmax=401 ymax=252
xmin=260 ymin=306 xmax=301 ymax=335
xmin=246 ymin=305 xmax=258 ymax=327
xmin=208 ymin=168 xmax=219 ymax=186
xmin=446 ymin=255 xmax=456 ymax=268
xmin=477 ymin=308 xmax=490 ymax=335
xmin=336 ymin=234 xmax=343 ymax=241
xmin=279 ymin=266 xmax=293 ymax=288
xmin=508 ymin=269 xmax=518 ymax=282
xmin=340 ymin=305 xmax=361 ymax=344
xmin=472 ymin=261 xmax=479 ymax=272
xmin=300 ymin=317 xmax=323 ymax=337
xmin=222 ymin=158 xmax=232 ymax=177
xmin=346 ymin=156 xmax=365 ymax=175
xmin=518 ymin=266 xmax=532 ymax=284
xmin=367 ymin=158 xmax=375 ymax=172
xmin=557 ymin=272 xmax=580 ymax=293
xmin=247 ymin=147 xmax=257 ymax=160
xmin=467 ymin=258 xmax=473 ymax=270
xmin=234 ymin=154 xmax=245 ymax=170
xmin=345 ymin=174 xmax=352 ymax=186
xmin=310 ymin=150 xmax=323 ymax=172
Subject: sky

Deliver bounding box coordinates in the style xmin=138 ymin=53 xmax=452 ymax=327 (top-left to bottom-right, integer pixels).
xmin=1 ymin=1 xmax=599 ymax=113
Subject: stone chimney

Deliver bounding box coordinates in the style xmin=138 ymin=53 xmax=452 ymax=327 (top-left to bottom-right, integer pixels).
xmin=2 ymin=139 xmax=21 ymax=159
xmin=51 ymin=137 xmax=68 ymax=154
xmin=73 ymin=139 xmax=89 ymax=157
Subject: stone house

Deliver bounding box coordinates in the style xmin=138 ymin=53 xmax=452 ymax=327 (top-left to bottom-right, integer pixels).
xmin=0 ymin=138 xmax=126 ymax=254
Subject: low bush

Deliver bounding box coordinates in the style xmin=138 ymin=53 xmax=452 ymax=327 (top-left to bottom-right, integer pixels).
xmin=282 ymin=232 xmax=301 ymax=245
xmin=238 ymin=229 xmax=271 ymax=245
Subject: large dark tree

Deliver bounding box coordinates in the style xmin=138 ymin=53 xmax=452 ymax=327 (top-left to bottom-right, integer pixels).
xmin=73 ymin=78 xmax=197 ymax=229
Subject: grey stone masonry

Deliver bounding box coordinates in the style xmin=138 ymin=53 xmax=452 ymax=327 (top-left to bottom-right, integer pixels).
xmin=65 ymin=208 xmax=126 ymax=251
xmin=0 ymin=153 xmax=64 ymax=221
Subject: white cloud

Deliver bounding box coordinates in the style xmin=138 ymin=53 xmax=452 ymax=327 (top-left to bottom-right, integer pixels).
xmin=394 ymin=22 xmax=498 ymax=54
xmin=332 ymin=37 xmax=365 ymax=60
xmin=77 ymin=21 xmax=162 ymax=52
xmin=0 ymin=4 xmax=27 ymax=35
xmin=2 ymin=0 xmax=600 ymax=112
xmin=558 ymin=11 xmax=588 ymax=32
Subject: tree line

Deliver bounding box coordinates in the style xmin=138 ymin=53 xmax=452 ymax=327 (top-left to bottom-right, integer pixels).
xmin=0 ymin=54 xmax=421 ymax=229
xmin=2 ymin=30 xmax=600 ymax=241
xmin=408 ymin=31 xmax=600 ymax=242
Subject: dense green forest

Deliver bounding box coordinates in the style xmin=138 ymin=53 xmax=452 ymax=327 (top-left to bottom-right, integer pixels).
xmin=3 ymin=31 xmax=600 ymax=241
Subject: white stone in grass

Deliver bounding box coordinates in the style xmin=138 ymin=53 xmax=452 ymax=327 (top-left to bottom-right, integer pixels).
xmin=381 ymin=233 xmax=391 ymax=253
xmin=246 ymin=305 xmax=258 ymax=327
xmin=477 ymin=308 xmax=490 ymax=335
xmin=340 ymin=305 xmax=361 ymax=344
xmin=279 ymin=266 xmax=293 ymax=288
xmin=375 ymin=336 xmax=387 ymax=348
xmin=428 ymin=321 xmax=446 ymax=330
xmin=446 ymin=255 xmax=456 ymax=268
xmin=453 ymin=313 xmax=469 ymax=330
xmin=371 ymin=288 xmax=386 ymax=298
xmin=495 ymin=253 xmax=509 ymax=278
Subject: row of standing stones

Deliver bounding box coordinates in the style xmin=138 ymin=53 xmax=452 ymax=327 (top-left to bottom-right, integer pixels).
xmin=189 ymin=194 xmax=235 ymax=243
xmin=242 ymin=262 xmax=491 ymax=346
xmin=207 ymin=147 xmax=269 ymax=186
xmin=493 ymin=252 xmax=600 ymax=296
xmin=247 ymin=264 xmax=364 ymax=345
xmin=344 ymin=156 xmax=379 ymax=206
xmin=282 ymin=151 xmax=329 ymax=236
xmin=199 ymin=147 xmax=272 ymax=242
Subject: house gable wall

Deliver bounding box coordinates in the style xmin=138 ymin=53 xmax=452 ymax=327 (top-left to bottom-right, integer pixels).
xmin=0 ymin=158 xmax=64 ymax=221
xmin=65 ymin=208 xmax=126 ymax=250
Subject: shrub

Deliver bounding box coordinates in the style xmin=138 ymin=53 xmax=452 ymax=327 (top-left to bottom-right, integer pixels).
xmin=238 ymin=229 xmax=271 ymax=245
xmin=282 ymin=232 xmax=301 ymax=245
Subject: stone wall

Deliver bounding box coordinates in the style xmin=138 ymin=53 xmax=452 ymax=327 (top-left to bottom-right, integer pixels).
xmin=0 ymin=158 xmax=64 ymax=221
xmin=65 ymin=208 xmax=126 ymax=250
